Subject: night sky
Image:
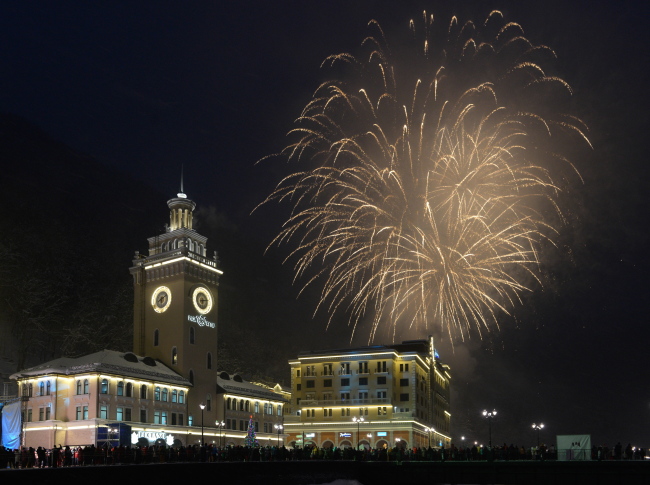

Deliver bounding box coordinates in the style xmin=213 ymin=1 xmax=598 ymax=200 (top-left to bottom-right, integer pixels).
xmin=1 ymin=1 xmax=648 ymax=449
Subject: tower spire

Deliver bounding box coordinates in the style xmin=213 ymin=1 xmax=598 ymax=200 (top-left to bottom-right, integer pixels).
xmin=178 ymin=165 xmax=186 ymax=198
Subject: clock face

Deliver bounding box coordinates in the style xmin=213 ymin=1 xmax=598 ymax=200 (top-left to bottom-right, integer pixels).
xmin=152 ymin=286 xmax=172 ymax=313
xmin=192 ymin=287 xmax=213 ymax=314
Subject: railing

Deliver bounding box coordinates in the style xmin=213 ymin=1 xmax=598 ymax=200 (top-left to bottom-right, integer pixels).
xmin=300 ymin=398 xmax=390 ymax=406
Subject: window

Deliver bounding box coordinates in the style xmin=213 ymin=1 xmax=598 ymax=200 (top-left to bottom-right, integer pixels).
xmin=116 ymin=407 xmax=124 ymax=421
xmin=45 ymin=407 xmax=51 ymax=420
xmin=27 ymin=409 xmax=32 ymax=422
xmin=162 ymin=388 xmax=168 ymax=402
xmin=101 ymin=379 xmax=109 ymax=394
xmin=377 ymin=376 xmax=386 ymax=385
xmin=263 ymin=423 xmax=268 ymax=433
xmin=83 ymin=406 xmax=89 ymax=420
xmin=296 ymin=384 xmax=301 ymax=391
xmin=83 ymin=379 xmax=89 ymax=394
xmin=378 ymin=406 xmax=387 ymax=415
xmin=341 ymin=392 xmax=350 ymax=401
xmin=171 ymin=413 xmax=177 ymax=425
xmin=76 ymin=407 xmax=82 ymax=420
xmin=154 ymin=329 xmax=159 ymax=346
xmin=226 ymin=419 xmax=231 ymax=429
xmin=76 ymin=380 xmax=82 ymax=395
xmin=100 ymin=405 xmax=108 ymax=419
xmin=117 ymin=382 xmax=124 ymax=396
xmin=207 ymin=352 xmax=212 ymax=369
xmin=125 ymin=408 xmax=132 ymax=421
xmin=296 ymin=369 xmax=301 ymax=377
xmin=178 ymin=414 xmax=184 ymax=426
xmin=154 ymin=410 xmax=161 ymax=424
xmin=255 ymin=402 xmax=260 ymax=413
xmin=245 ymin=401 xmax=250 ymax=412
xmin=377 ymin=390 xmax=387 ymax=399
xmin=39 ymin=382 xmax=44 ymax=396
xmin=400 ymin=393 xmax=409 ymax=402
xmin=359 ymin=391 xmax=368 ymax=401
xmin=400 ymin=363 xmax=409 ymax=372
xmin=341 ymin=378 xmax=350 ymax=387
xmin=376 ymin=361 xmax=387 ymax=373
xmin=323 ymin=379 xmax=332 ymax=387
xmin=172 ymin=390 xmax=178 ymax=403
xmin=341 ymin=408 xmax=350 ymax=417
xmin=226 ymin=398 xmax=231 ymax=410
xmin=269 ymin=404 xmax=274 ymax=414
xmin=340 ymin=363 xmax=350 ymax=375
xmin=323 ymin=408 xmax=332 ymax=417
xmin=141 ymin=385 xmax=148 ymax=399
xmin=306 ymin=380 xmax=315 ymax=388
xmin=264 ymin=403 xmax=268 ymax=414
xmin=141 ymin=409 xmax=147 ymax=423
xmin=155 ymin=387 xmax=161 ymax=401
xmin=189 ymin=327 xmax=195 ymax=344
xmin=206 ymin=394 xmax=212 ymax=411
xmin=126 ymin=382 xmax=133 ymax=397
xmin=358 ymin=362 xmax=368 ymax=374
xmin=278 ymin=405 xmax=282 ymax=416
xmin=323 ymin=364 xmax=333 ymax=376
xmin=172 ymin=347 xmax=178 ymax=365
xmin=179 ymin=390 xmax=185 ymax=404
xmin=46 ymin=381 xmax=51 ymax=395
xmin=359 ymin=377 xmax=368 ymax=386
xmin=240 ymin=400 xmax=244 ymax=411
xmin=400 ymin=378 xmax=409 ymax=387
xmin=189 ymin=415 xmax=194 ymax=426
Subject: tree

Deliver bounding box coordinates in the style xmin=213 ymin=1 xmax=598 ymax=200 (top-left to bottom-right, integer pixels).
xmin=244 ymin=415 xmax=259 ymax=447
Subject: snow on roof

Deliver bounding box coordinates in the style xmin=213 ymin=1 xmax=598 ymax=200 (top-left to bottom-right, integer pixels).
xmin=10 ymin=349 xmax=190 ymax=386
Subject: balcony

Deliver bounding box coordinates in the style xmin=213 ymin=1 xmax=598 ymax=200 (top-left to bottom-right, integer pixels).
xmin=300 ymin=397 xmax=390 ymax=407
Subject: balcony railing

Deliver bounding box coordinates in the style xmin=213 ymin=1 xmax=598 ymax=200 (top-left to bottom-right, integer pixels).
xmin=300 ymin=397 xmax=390 ymax=407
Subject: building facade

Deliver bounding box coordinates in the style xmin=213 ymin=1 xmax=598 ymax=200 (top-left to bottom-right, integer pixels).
xmin=285 ymin=338 xmax=451 ymax=450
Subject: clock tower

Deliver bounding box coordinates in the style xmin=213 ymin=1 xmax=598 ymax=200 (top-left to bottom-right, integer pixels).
xmin=130 ymin=187 xmax=222 ymax=429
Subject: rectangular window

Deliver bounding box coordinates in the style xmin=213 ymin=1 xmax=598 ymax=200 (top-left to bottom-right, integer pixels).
xmin=376 ymin=361 xmax=387 ymax=373
xmin=154 ymin=410 xmax=161 ymax=424
xmin=296 ymin=369 xmax=301 ymax=377
xmin=45 ymin=407 xmax=51 ymax=420
xmin=83 ymin=406 xmax=89 ymax=420
xmin=306 ymin=380 xmax=315 ymax=388
xmin=340 ymin=363 xmax=350 ymax=375
xmin=400 ymin=378 xmax=409 ymax=387
xmin=39 ymin=408 xmax=44 ymax=421
xmin=263 ymin=422 xmax=268 ymax=433
xmin=171 ymin=413 xmax=177 ymax=425
xmin=358 ymin=362 xmax=368 ymax=374
xmin=341 ymin=392 xmax=350 ymax=401
xmin=400 ymin=393 xmax=409 ymax=402
xmin=188 ymin=415 xmax=194 ymax=426
xmin=359 ymin=377 xmax=368 ymax=385
xmin=178 ymin=414 xmax=184 ymax=426
xmin=140 ymin=409 xmax=147 ymax=423
xmin=377 ymin=390 xmax=387 ymax=399
xmin=162 ymin=411 xmax=168 ymax=425
xmin=116 ymin=407 xmax=124 ymax=421
xmin=27 ymin=409 xmax=33 ymax=422
xmin=341 ymin=378 xmax=350 ymax=387
xmin=377 ymin=376 xmax=387 ymax=385
xmin=323 ymin=379 xmax=332 ymax=387
xmin=99 ymin=405 xmax=108 ymax=419
xmin=226 ymin=418 xmax=231 ymax=429
xmin=125 ymin=408 xmax=132 ymax=421
xmin=323 ymin=364 xmax=333 ymax=376
xmin=296 ymin=384 xmax=301 ymax=391
xmin=359 ymin=391 xmax=368 ymax=401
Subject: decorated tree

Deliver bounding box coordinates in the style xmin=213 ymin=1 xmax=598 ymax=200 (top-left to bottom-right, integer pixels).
xmin=244 ymin=415 xmax=259 ymax=447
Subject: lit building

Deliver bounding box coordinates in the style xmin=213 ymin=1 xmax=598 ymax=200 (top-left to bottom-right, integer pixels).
xmin=285 ymin=338 xmax=451 ymax=450
xmin=8 ymin=187 xmax=287 ymax=448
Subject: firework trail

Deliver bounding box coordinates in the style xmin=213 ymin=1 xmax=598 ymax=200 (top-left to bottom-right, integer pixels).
xmin=260 ymin=11 xmax=590 ymax=342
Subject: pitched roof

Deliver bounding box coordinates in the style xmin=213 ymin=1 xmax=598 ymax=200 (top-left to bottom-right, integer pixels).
xmin=10 ymin=349 xmax=190 ymax=386
xmin=216 ymin=372 xmax=288 ymax=403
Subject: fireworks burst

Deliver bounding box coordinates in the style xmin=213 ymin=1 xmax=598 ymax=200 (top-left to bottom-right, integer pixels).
xmin=260 ymin=10 xmax=590 ymax=342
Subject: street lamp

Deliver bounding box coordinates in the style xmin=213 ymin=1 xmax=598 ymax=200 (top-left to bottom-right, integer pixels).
xmin=199 ymin=404 xmax=206 ymax=445
xmin=424 ymin=427 xmax=434 ymax=448
xmin=482 ymin=409 xmax=497 ymax=448
xmin=532 ymin=423 xmax=544 ymax=448
xmin=352 ymin=416 xmax=365 ymax=450
xmin=216 ymin=420 xmax=225 ymax=447
xmin=274 ymin=424 xmax=284 ymax=446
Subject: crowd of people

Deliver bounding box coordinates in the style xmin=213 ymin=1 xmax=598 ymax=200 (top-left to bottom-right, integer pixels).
xmin=0 ymin=441 xmax=646 ymax=468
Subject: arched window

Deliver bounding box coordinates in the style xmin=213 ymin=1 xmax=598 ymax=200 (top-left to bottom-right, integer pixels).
xmin=126 ymin=382 xmax=133 ymax=397
xmin=254 ymin=402 xmax=259 ymax=413
xmin=154 ymin=387 xmax=161 ymax=401
xmin=227 ymin=398 xmax=231 ymax=410
xmin=46 ymin=381 xmax=51 ymax=395
xmin=162 ymin=388 xmax=168 ymax=402
xmin=206 ymin=393 xmax=212 ymax=411
xmin=101 ymin=379 xmax=109 ymax=394
xmin=189 ymin=327 xmax=195 ymax=345
xmin=153 ymin=329 xmax=159 ymax=346
xmin=39 ymin=382 xmax=44 ymax=396
xmin=140 ymin=385 xmax=147 ymax=399
xmin=207 ymin=352 xmax=212 ymax=369
xmin=245 ymin=401 xmax=250 ymax=412
xmin=239 ymin=400 xmax=244 ymax=411
xmin=264 ymin=403 xmax=268 ymax=414
xmin=189 ymin=370 xmax=194 ymax=385
xmin=83 ymin=379 xmax=89 ymax=394
xmin=117 ymin=382 xmax=124 ymax=396
xmin=179 ymin=390 xmax=185 ymax=404
xmin=171 ymin=390 xmax=178 ymax=403
xmin=269 ymin=404 xmax=274 ymax=415
xmin=172 ymin=347 xmax=178 ymax=365
xmin=233 ymin=399 xmax=238 ymax=410
xmin=27 ymin=383 xmax=33 ymax=397
xmin=76 ymin=380 xmax=82 ymax=395
xmin=278 ymin=405 xmax=282 ymax=416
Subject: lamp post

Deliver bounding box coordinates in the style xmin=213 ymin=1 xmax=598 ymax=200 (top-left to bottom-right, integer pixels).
xmin=482 ymin=409 xmax=497 ymax=448
xmin=352 ymin=416 xmax=364 ymax=450
xmin=199 ymin=404 xmax=205 ymax=445
xmin=216 ymin=420 xmax=225 ymax=447
xmin=532 ymin=423 xmax=544 ymax=448
xmin=274 ymin=424 xmax=284 ymax=446
xmin=424 ymin=427 xmax=434 ymax=448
